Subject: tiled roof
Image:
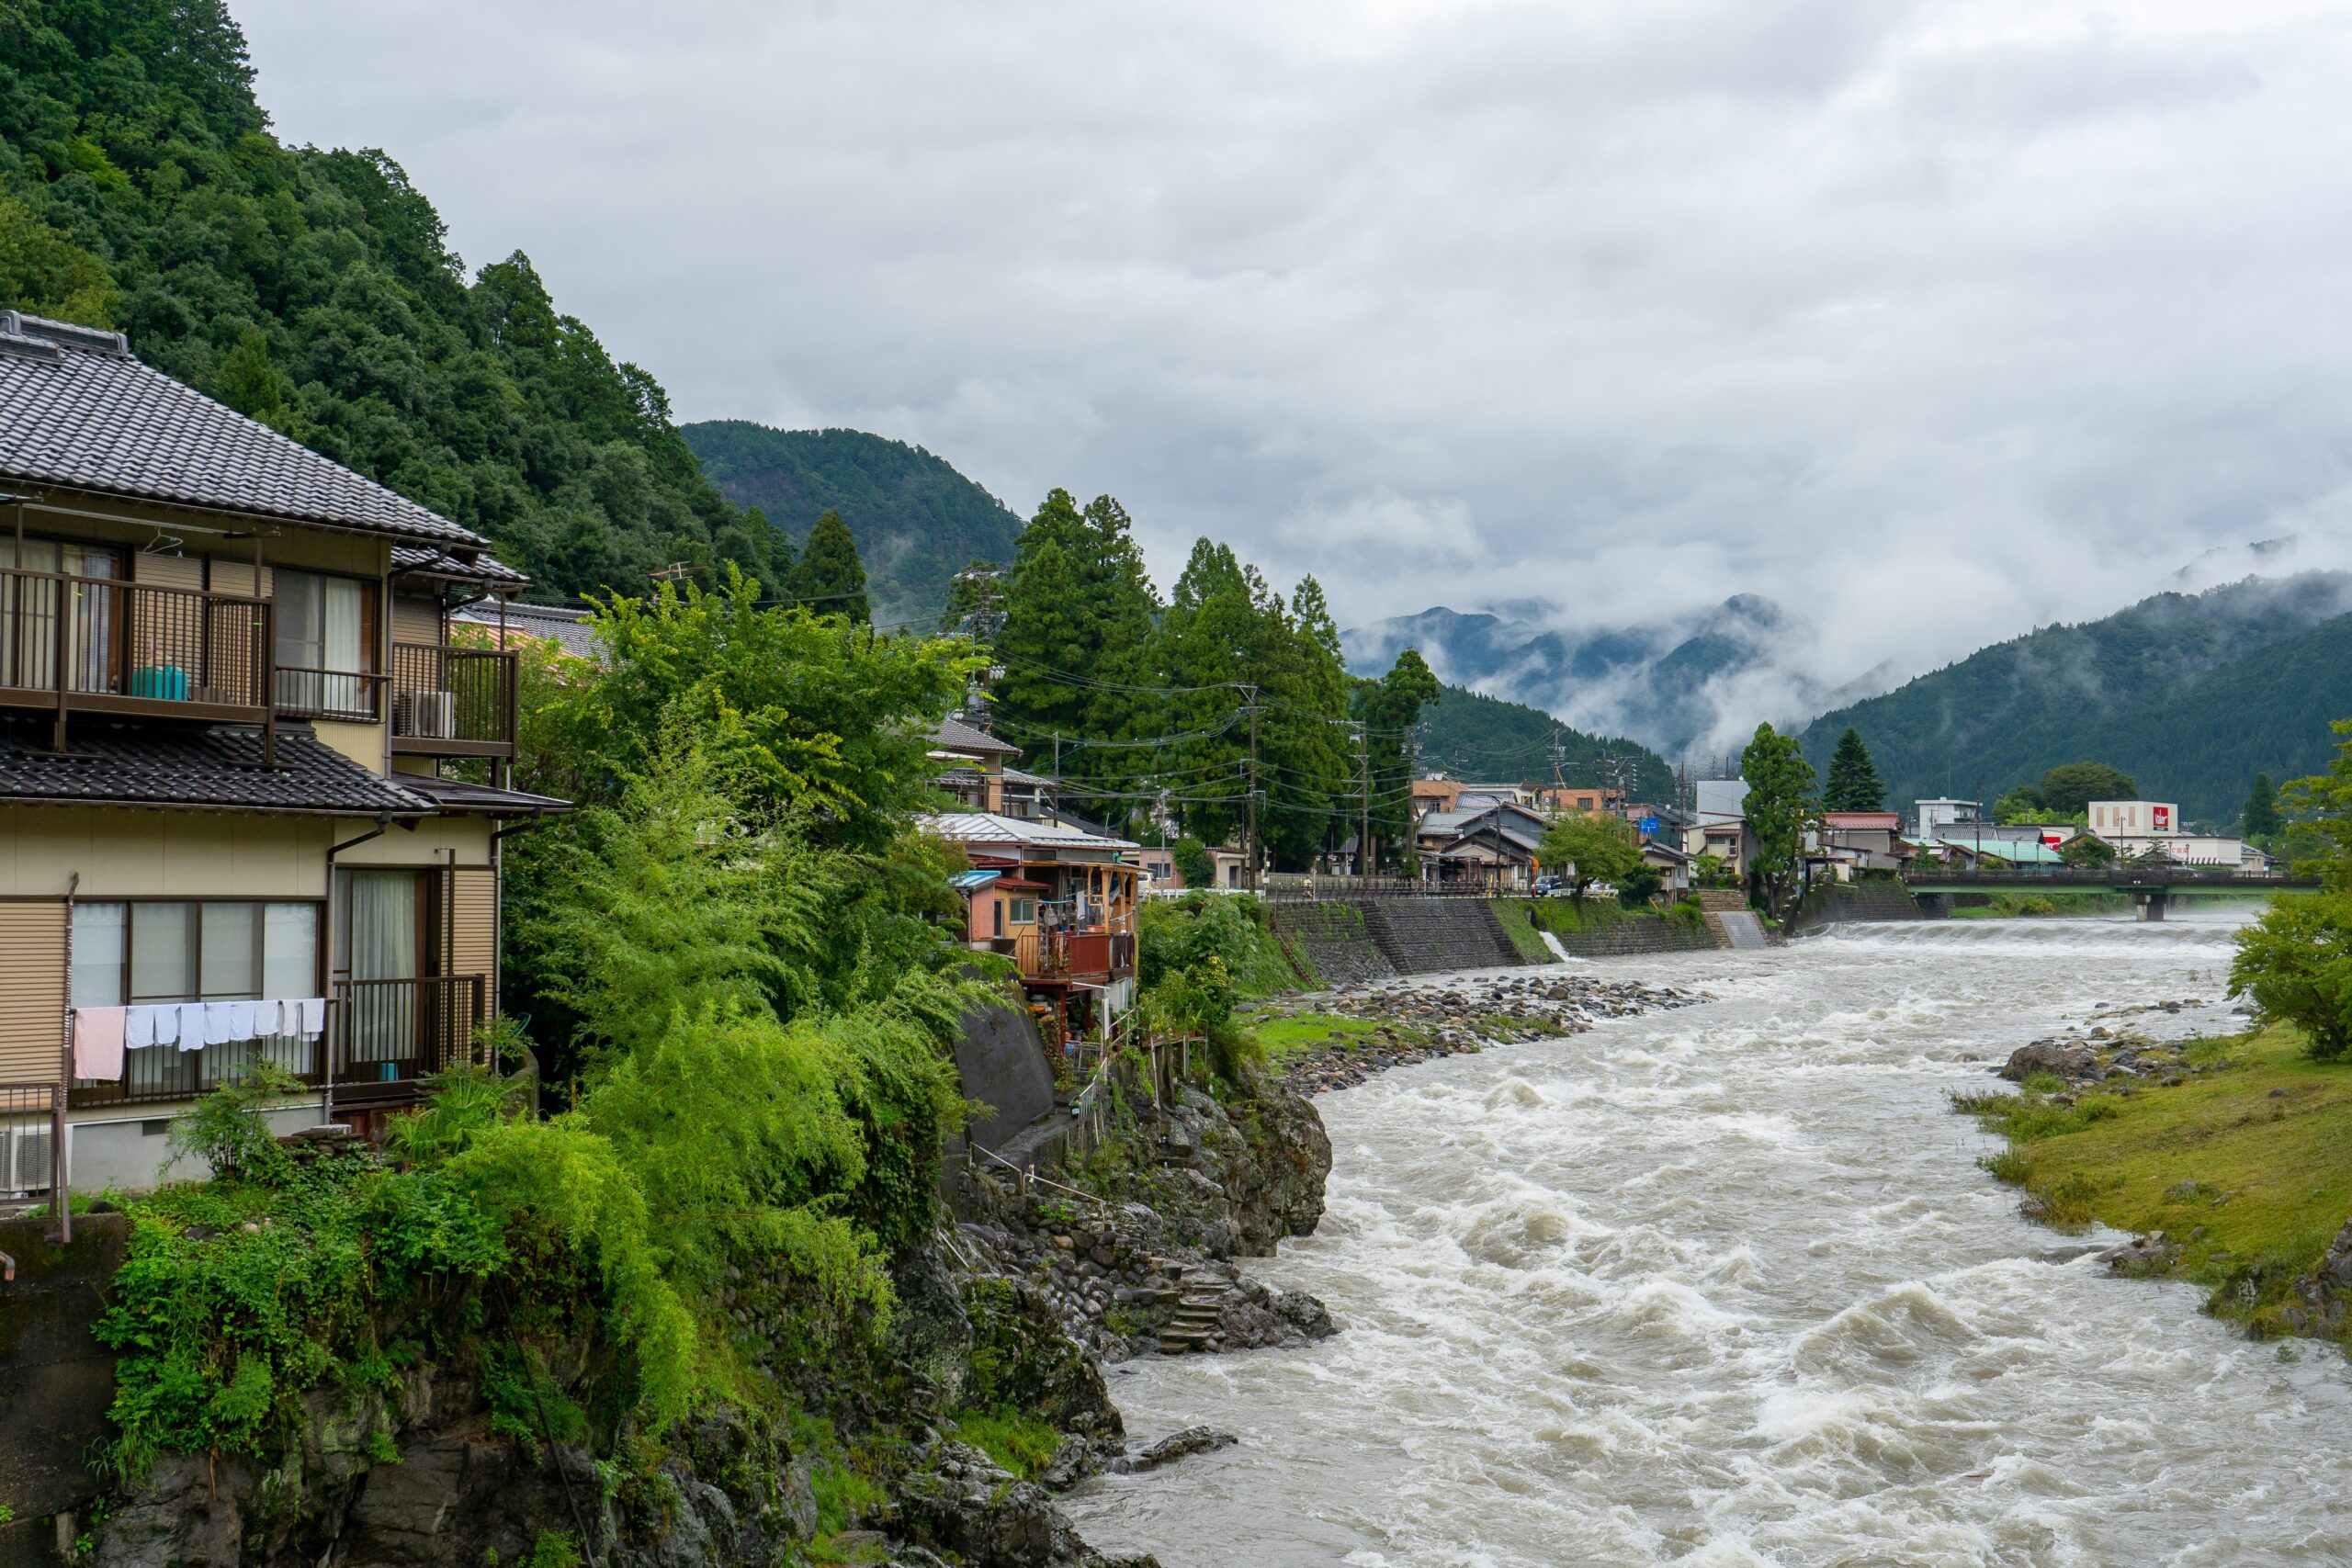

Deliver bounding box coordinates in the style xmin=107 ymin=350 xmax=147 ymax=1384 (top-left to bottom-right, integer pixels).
xmin=451 ymin=600 xmax=604 ymax=662
xmin=927 ymin=715 xmax=1020 ymax=757
xmin=0 ymin=717 xmax=435 ymax=815
xmin=0 ymin=312 xmax=485 ymax=547
xmin=391 ymin=544 xmax=529 ymax=588
xmin=395 ymin=773 xmax=573 ymax=817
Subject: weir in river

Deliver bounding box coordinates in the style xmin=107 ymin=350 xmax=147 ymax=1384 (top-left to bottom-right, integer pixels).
xmin=1067 ymin=910 xmax=2352 ymax=1566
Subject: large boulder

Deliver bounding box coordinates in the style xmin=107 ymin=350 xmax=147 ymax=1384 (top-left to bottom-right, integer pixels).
xmin=2000 ymin=1041 xmax=2100 ymax=1084
xmin=895 ymin=1439 xmax=1161 ymax=1568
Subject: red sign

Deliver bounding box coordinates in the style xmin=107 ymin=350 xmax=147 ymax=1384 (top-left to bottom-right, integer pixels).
xmin=2041 ymin=832 xmax=2064 ymax=848
xmin=2154 ymin=806 xmax=2171 ymax=829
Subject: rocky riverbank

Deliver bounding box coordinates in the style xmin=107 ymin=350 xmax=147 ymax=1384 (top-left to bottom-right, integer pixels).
xmin=1268 ymin=971 xmax=1702 ymax=1094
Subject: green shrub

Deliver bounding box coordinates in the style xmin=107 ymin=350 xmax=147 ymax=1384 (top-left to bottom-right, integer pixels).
xmin=166 ymin=1061 xmax=306 ymax=1183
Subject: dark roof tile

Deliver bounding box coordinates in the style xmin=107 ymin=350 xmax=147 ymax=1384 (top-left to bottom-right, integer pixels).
xmin=0 ymin=717 xmax=435 ymax=815
xmin=0 ymin=312 xmax=485 ymax=547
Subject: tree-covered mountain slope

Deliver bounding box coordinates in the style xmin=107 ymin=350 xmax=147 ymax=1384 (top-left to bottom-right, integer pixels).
xmin=1800 ymin=573 xmax=2352 ymax=821
xmin=681 ymin=422 xmax=1024 ymax=626
xmin=0 ymin=0 xmax=784 ymax=600
xmin=1418 ymin=683 xmax=1675 ymax=800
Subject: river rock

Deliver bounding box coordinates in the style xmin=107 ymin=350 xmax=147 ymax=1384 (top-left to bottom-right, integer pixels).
xmin=896 ymin=1439 xmax=1162 ymax=1568
xmin=2001 ymin=1041 xmax=2101 ymax=1084
xmin=1107 ymin=1427 xmax=1238 ymax=1474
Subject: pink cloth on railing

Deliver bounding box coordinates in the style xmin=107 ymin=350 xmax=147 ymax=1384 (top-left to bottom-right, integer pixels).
xmin=74 ymin=1006 xmax=127 ymax=1080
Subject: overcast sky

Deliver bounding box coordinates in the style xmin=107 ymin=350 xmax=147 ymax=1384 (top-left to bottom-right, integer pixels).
xmin=237 ymin=0 xmax=2352 ymax=705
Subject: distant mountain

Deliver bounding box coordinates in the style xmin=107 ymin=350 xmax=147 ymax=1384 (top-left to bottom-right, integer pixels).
xmin=1798 ymin=572 xmax=2352 ymax=822
xmin=682 ymin=423 xmax=1025 ymax=625
xmin=1344 ymin=594 xmax=1831 ymax=759
xmin=1417 ymin=684 xmax=1676 ymax=801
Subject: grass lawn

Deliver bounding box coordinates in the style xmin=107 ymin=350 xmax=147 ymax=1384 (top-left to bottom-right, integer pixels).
xmin=1250 ymin=1012 xmax=1393 ymax=1066
xmin=1959 ymin=1021 xmax=2352 ymax=1337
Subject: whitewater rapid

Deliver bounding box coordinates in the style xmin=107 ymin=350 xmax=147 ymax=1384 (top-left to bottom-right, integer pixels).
xmin=1065 ymin=910 xmax=2352 ymax=1566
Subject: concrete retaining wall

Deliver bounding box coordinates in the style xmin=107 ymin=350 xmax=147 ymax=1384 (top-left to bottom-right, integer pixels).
xmin=1544 ymin=916 xmax=1724 ymax=958
xmin=0 ymin=1211 xmax=126 ymax=1562
xmin=1269 ymin=901 xmax=1396 ymax=986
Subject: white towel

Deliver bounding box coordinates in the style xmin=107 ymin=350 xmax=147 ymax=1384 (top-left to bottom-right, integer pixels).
xmin=296 ymin=996 xmax=328 ymax=1039
xmin=125 ymin=1004 xmax=160 ymax=1049
xmin=224 ymin=999 xmax=258 ymax=1042
xmin=204 ymin=999 xmax=237 ymax=1046
xmin=252 ymin=998 xmax=280 ymax=1037
xmin=176 ymin=1001 xmax=208 ymax=1053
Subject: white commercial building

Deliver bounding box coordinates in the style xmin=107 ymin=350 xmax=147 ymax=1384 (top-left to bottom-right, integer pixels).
xmin=2088 ymin=800 xmax=2179 ymax=837
xmin=1914 ymin=798 xmax=1980 ymax=838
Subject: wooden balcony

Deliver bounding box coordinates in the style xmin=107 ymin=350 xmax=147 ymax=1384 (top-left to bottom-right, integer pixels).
xmin=0 ymin=566 xmax=272 ymax=727
xmin=389 ymin=642 xmax=517 ymax=757
xmin=1010 ymin=924 xmax=1137 ymax=984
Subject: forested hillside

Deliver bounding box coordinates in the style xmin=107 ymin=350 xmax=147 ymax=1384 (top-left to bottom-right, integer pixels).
xmin=1418 ymin=683 xmax=1675 ymax=800
xmin=0 ymin=0 xmax=784 ymax=599
xmin=682 ymin=422 xmax=1024 ymax=626
xmin=1801 ymin=573 xmax=2352 ymax=820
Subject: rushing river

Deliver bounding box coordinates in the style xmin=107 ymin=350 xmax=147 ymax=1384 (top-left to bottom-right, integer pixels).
xmin=1065 ymin=911 xmax=2352 ymax=1566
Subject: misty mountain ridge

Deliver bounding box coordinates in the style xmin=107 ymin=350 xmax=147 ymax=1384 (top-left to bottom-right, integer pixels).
xmin=1799 ymin=570 xmax=2352 ymax=820
xmin=1342 ymin=592 xmax=1859 ymax=760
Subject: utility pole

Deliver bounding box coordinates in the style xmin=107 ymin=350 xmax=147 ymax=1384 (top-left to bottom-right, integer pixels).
xmin=1358 ymin=721 xmax=1372 ymax=890
xmin=1243 ymin=684 xmax=1261 ymax=894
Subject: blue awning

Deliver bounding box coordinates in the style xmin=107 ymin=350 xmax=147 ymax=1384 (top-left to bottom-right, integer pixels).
xmin=948 ymin=869 xmax=1001 ymax=892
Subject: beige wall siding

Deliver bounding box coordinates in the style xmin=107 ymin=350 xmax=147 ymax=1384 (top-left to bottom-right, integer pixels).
xmin=203 ymin=558 xmax=274 ymax=599
xmin=311 ymin=718 xmax=388 ymax=774
xmin=337 ymin=816 xmax=493 ymax=869
xmin=0 ymin=901 xmax=65 ymax=1083
xmin=391 ymin=595 xmax=442 ymax=647
xmin=131 ymin=551 xmax=204 ymax=591
xmin=448 ymin=866 xmax=498 ymax=1017
xmin=0 ymin=808 xmax=332 ymax=898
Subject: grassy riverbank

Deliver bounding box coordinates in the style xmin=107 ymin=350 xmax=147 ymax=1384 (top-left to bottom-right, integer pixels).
xmin=1958 ymin=1021 xmax=2352 ymax=1339
xmin=1949 ymin=890 xmax=2135 ymax=919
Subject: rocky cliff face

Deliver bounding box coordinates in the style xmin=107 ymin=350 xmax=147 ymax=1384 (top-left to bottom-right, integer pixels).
xmin=78 ymin=1072 xmax=1339 ymax=1566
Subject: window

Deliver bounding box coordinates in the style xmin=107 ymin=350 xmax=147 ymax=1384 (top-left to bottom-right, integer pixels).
xmin=1007 ymin=897 xmax=1038 ymax=926
xmin=73 ymin=900 xmax=320 ymax=1006
xmin=276 ymin=569 xmax=375 ymax=716
xmin=0 ymin=537 xmax=122 ymax=693
xmin=72 ymin=900 xmax=322 ymax=1082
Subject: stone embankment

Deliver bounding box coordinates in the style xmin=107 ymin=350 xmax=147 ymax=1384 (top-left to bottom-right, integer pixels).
xmin=1276 ymin=972 xmax=1702 ymax=1095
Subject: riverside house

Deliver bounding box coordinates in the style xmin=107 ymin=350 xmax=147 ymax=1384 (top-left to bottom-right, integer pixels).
xmin=926 ymin=805 xmax=1141 ymax=1043
xmin=0 ymin=311 xmax=564 ymax=1198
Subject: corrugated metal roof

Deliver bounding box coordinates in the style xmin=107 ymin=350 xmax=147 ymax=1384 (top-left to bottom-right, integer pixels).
xmin=922 ymin=811 xmax=1136 ymax=851
xmin=0 ymin=312 xmax=487 ymax=547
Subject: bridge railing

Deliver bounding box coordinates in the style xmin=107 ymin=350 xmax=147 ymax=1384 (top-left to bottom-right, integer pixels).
xmin=1898 ymin=865 xmax=2310 ymax=889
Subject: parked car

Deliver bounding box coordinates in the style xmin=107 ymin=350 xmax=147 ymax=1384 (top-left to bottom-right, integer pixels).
xmin=1533 ymin=874 xmax=1566 ymax=896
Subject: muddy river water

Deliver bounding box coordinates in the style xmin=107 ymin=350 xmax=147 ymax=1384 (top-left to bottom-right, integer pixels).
xmin=1066 ymin=912 xmax=2352 ymax=1565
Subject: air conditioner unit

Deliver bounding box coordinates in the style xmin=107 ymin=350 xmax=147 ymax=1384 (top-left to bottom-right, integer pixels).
xmin=397 ymin=689 xmax=456 ymax=739
xmin=3 ymin=1122 xmax=53 ymax=1195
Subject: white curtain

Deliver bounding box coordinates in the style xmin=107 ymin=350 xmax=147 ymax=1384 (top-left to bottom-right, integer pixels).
xmin=323 ymin=577 xmax=363 ymax=713
xmin=347 ymin=872 xmax=418 ymax=1065
xmin=1 ymin=539 xmax=112 ymax=692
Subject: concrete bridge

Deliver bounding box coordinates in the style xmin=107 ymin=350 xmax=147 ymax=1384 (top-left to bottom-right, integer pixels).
xmin=1894 ymin=865 xmax=2317 ymax=920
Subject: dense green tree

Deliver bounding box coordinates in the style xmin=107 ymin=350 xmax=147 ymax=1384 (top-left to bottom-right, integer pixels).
xmin=786 ymin=510 xmax=870 ymax=624
xmin=1352 ymin=648 xmax=1443 ymax=870
xmin=991 ymin=491 xmax=1161 ymax=804
xmin=1170 ymin=836 xmax=1215 ymax=890
xmin=2039 ymin=761 xmax=2139 ymax=818
xmin=2060 ymin=834 xmax=2117 ymax=868
xmin=1992 ymin=785 xmax=2050 ymax=824
xmin=0 ymin=4 xmax=787 ymax=598
xmin=1537 ymin=811 xmax=1643 ymax=909
xmin=2230 ymin=891 xmax=2352 ymax=1061
xmin=1741 ymin=722 xmax=1818 ymax=917
xmin=1822 ymin=728 xmax=1885 ymax=812
xmin=2243 ymin=772 xmax=2284 ymax=840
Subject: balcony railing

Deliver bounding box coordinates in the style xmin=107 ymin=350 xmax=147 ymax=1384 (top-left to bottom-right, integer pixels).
xmin=68 ymin=976 xmax=487 ymax=1111
xmin=329 ymin=975 xmax=487 ymax=1104
xmin=389 ymin=642 xmax=517 ymax=756
xmin=0 ymin=567 xmax=272 ymax=724
xmin=1010 ymin=924 xmax=1137 ymax=982
xmin=276 ymin=665 xmax=384 ymax=723
xmin=73 ymin=1027 xmax=323 ymax=1110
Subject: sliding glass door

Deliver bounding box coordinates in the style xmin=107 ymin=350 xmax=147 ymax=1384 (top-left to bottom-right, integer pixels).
xmin=275 ymin=569 xmax=373 ymax=716
xmin=341 ymin=870 xmax=423 ymax=1069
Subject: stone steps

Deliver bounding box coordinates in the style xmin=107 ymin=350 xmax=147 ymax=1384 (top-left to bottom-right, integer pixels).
xmin=1361 ymin=897 xmax=1524 ymax=974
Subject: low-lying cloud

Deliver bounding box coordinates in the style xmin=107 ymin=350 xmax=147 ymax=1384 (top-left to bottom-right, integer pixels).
xmin=239 ymin=0 xmax=2352 ymax=736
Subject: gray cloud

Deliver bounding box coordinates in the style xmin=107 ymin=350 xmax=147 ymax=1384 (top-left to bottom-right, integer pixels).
xmin=241 ymin=0 xmax=2352 ymax=728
